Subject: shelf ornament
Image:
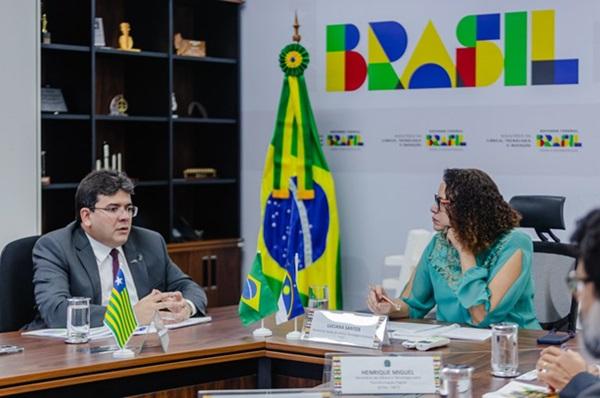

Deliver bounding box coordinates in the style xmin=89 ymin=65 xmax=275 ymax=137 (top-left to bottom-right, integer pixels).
xmin=174 ymin=33 xmax=206 ymax=57
xmin=118 ymin=22 xmax=140 ymax=52
xmin=109 ymin=94 xmax=128 ymax=116
xmin=41 ymin=13 xmax=51 ymax=44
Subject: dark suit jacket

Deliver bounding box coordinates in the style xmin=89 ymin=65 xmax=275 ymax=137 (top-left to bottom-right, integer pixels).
xmin=560 ymin=372 xmax=600 ymax=398
xmin=27 ymin=222 xmax=207 ymax=329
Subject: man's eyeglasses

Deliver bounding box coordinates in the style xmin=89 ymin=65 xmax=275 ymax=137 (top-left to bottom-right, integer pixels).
xmin=566 ymin=270 xmax=592 ymax=294
xmin=91 ymin=205 xmax=138 ymax=218
xmin=434 ymin=194 xmax=451 ymax=212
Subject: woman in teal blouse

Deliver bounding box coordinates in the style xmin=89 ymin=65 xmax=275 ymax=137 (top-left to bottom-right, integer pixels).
xmin=368 ymin=169 xmax=540 ymax=329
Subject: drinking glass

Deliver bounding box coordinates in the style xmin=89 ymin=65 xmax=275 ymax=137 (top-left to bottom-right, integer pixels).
xmin=491 ymin=322 xmax=519 ymax=377
xmin=440 ymin=364 xmax=473 ymax=398
xmin=65 ymin=297 xmax=90 ymax=344
xmin=308 ymin=285 xmax=329 ymax=310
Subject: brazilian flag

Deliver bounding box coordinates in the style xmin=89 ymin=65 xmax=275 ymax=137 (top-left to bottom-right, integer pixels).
xmin=239 ymin=42 xmax=342 ymax=326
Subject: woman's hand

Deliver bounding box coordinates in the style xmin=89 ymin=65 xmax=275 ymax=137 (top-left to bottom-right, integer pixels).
xmin=445 ymin=227 xmax=461 ymax=250
xmin=537 ymin=346 xmax=588 ymax=391
xmin=366 ymin=285 xmax=401 ymax=316
xmin=447 ymin=227 xmax=476 ymax=271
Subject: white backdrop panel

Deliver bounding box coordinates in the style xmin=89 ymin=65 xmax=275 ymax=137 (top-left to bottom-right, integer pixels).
xmin=242 ymin=0 xmax=600 ymax=310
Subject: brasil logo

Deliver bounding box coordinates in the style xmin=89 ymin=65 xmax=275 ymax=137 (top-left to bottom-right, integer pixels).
xmin=327 ymin=10 xmax=578 ymax=91
xmin=536 ymin=134 xmax=582 ymax=148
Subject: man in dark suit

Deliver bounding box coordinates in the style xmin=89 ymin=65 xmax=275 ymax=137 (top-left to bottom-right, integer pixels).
xmin=28 ymin=170 xmax=207 ymax=329
xmin=537 ymin=209 xmax=600 ymax=397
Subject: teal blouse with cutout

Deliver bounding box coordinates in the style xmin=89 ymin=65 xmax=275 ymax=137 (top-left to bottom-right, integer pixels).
xmin=402 ymin=229 xmax=541 ymax=329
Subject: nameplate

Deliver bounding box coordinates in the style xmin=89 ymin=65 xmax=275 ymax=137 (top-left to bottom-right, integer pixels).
xmin=199 ymin=391 xmax=329 ymax=398
xmin=302 ymin=309 xmax=387 ymax=349
xmin=152 ymin=312 xmax=170 ymax=352
xmin=332 ymin=355 xmax=439 ymax=395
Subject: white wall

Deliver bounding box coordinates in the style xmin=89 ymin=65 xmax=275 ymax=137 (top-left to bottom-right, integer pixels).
xmin=0 ymin=0 xmax=40 ymax=250
xmin=241 ymin=0 xmax=600 ymax=311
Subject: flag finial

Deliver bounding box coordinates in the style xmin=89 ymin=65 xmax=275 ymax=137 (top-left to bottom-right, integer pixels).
xmin=292 ymin=12 xmax=301 ymax=43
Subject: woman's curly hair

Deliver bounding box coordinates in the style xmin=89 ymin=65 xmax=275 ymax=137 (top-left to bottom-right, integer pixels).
xmin=443 ymin=169 xmax=521 ymax=254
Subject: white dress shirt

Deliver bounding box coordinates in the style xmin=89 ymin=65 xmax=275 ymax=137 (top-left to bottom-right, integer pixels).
xmin=85 ymin=233 xmax=139 ymax=306
xmin=84 ymin=233 xmax=197 ymax=316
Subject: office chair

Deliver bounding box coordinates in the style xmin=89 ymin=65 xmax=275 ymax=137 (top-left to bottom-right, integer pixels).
xmin=0 ymin=236 xmax=39 ymax=332
xmin=509 ymin=196 xmax=577 ymax=331
xmin=382 ymin=229 xmax=433 ymax=297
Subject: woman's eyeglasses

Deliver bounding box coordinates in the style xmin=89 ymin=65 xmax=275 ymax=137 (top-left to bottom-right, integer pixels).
xmin=434 ymin=194 xmax=451 ymax=212
xmin=565 ymin=270 xmax=592 ymax=294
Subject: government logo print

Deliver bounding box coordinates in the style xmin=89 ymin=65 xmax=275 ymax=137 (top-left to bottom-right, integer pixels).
xmin=327 ymin=10 xmax=578 ymax=91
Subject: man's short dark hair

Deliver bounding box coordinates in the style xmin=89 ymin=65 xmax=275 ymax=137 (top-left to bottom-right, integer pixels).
xmin=571 ymin=209 xmax=600 ymax=296
xmin=75 ymin=170 xmax=135 ymax=221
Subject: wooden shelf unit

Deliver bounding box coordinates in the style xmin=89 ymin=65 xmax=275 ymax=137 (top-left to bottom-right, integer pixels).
xmin=41 ymin=0 xmax=243 ymax=305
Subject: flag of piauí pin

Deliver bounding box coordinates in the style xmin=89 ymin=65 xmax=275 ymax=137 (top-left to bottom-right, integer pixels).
xmin=239 ymin=39 xmax=342 ymax=327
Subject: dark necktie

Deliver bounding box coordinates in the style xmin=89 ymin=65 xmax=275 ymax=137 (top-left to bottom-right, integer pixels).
xmin=109 ymin=249 xmax=120 ymax=283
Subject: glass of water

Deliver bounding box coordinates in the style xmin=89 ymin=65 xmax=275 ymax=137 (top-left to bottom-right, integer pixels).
xmin=65 ymin=297 xmax=90 ymax=344
xmin=440 ymin=364 xmax=473 ymax=398
xmin=491 ymin=322 xmax=519 ymax=377
xmin=308 ymin=285 xmax=329 ymax=310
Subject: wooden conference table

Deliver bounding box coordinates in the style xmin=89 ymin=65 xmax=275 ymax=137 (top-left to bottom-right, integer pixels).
xmin=0 ymin=306 xmax=565 ymax=397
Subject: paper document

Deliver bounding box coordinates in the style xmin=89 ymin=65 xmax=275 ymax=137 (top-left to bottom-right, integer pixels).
xmin=389 ymin=323 xmax=491 ymax=341
xmin=516 ymin=369 xmax=538 ymax=382
xmin=482 ymin=381 xmax=552 ymax=397
xmin=22 ymin=316 xmax=212 ymax=339
xmin=387 ymin=321 xmax=445 ymax=334
xmin=439 ymin=327 xmax=491 ymax=341
xmin=139 ymin=316 xmax=212 ymax=333
xmin=22 ymin=326 xmax=112 ymax=340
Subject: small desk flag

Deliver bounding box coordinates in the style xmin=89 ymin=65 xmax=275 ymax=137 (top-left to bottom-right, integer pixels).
xmin=104 ymin=268 xmax=138 ymax=349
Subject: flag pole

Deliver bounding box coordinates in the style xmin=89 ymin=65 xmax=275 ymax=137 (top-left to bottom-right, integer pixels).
xmin=113 ymin=347 xmax=135 ymax=358
xmin=292 ymin=11 xmax=301 ymax=43
xmin=253 ymin=319 xmax=272 ymax=337
xmin=286 ymin=252 xmax=302 ymax=340
xmin=285 ymin=12 xmax=304 ymax=342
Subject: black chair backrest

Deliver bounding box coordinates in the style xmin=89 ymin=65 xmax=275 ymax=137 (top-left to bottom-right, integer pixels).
xmin=531 ymin=241 xmax=578 ymax=331
xmin=510 ymin=195 xmax=565 ymax=242
xmin=0 ymin=236 xmax=39 ymax=332
xmin=509 ymin=195 xmax=577 ymax=331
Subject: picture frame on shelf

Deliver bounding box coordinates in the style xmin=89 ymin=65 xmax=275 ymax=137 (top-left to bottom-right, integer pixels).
xmin=94 ymin=17 xmax=106 ymax=47
xmin=41 ymin=87 xmax=67 ymax=113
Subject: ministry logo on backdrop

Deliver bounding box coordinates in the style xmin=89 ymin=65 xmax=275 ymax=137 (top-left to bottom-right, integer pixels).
xmin=426 ymin=133 xmax=467 ymax=147
xmin=326 ymin=10 xmax=579 ymax=91
xmin=536 ymin=132 xmax=582 ymax=149
xmin=326 ymin=130 xmax=365 ymax=150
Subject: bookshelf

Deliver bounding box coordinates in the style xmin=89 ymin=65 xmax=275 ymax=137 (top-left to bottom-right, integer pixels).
xmin=41 ymin=0 xmax=243 ymax=306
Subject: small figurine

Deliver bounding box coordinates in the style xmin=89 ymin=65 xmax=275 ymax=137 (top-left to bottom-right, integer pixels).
xmin=174 ymin=33 xmax=206 ymax=57
xmin=171 ymin=93 xmax=178 ymax=118
xmin=41 ymin=13 xmax=51 ymax=44
xmin=109 ymin=94 xmax=128 ymax=116
xmin=118 ymin=22 xmax=140 ymax=52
